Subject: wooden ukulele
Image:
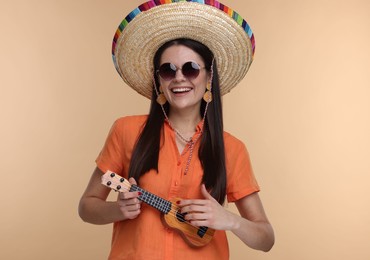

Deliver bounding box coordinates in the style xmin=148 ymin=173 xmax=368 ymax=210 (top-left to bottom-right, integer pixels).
xmin=101 ymin=170 xmax=215 ymax=247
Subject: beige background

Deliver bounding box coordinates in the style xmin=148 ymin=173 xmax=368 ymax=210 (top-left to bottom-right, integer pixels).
xmin=1 ymin=0 xmax=369 ymax=259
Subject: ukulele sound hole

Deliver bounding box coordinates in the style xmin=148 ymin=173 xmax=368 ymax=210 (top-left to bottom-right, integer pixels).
xmin=176 ymin=211 xmax=187 ymax=223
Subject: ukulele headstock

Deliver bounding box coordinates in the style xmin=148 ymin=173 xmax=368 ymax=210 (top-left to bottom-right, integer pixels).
xmin=101 ymin=170 xmax=130 ymax=192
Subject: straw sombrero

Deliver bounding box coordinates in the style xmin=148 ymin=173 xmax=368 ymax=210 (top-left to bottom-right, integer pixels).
xmin=112 ymin=0 xmax=255 ymax=99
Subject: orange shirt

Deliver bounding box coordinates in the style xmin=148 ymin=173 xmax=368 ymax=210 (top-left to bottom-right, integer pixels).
xmin=96 ymin=115 xmax=260 ymax=260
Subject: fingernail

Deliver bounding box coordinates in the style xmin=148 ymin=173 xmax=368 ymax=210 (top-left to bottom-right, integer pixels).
xmin=176 ymin=200 xmax=180 ymax=204
xmin=138 ymin=192 xmax=142 ymax=196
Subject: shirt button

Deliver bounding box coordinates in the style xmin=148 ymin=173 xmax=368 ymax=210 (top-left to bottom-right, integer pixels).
xmin=175 ymin=181 xmax=178 ymax=186
xmin=177 ymin=161 xmax=181 ymax=166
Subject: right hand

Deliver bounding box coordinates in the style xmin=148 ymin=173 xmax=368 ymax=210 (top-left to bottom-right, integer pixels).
xmin=117 ymin=178 xmax=142 ymax=220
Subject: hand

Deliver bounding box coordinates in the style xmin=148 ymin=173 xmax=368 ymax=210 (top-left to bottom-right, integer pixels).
xmin=117 ymin=178 xmax=142 ymax=220
xmin=178 ymin=184 xmax=235 ymax=230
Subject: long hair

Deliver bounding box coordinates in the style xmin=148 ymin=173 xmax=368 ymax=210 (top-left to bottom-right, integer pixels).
xmin=128 ymin=38 xmax=227 ymax=205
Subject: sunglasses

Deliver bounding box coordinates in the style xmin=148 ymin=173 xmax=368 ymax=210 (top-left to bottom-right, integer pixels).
xmin=156 ymin=61 xmax=205 ymax=81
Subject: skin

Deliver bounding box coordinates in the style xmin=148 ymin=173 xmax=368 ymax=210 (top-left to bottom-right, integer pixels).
xmin=78 ymin=45 xmax=274 ymax=252
xmin=179 ymin=185 xmax=275 ymax=252
xmin=159 ymin=45 xmax=211 ymax=153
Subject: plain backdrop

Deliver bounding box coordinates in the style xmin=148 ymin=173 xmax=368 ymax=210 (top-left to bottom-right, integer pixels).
xmin=1 ymin=0 xmax=370 ymax=259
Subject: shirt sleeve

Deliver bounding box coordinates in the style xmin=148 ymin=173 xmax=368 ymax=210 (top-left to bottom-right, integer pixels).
xmin=225 ymin=134 xmax=260 ymax=202
xmin=95 ymin=119 xmax=125 ymax=176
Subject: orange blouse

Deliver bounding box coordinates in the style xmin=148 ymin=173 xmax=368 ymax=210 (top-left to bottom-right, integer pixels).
xmin=96 ymin=115 xmax=260 ymax=260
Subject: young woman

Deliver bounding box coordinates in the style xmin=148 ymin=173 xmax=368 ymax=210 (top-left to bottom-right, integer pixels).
xmin=79 ymin=1 xmax=274 ymax=259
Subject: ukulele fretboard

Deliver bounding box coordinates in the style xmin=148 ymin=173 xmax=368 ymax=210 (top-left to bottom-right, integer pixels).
xmin=130 ymin=185 xmax=172 ymax=214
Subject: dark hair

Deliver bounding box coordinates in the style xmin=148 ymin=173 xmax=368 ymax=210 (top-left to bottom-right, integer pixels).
xmin=128 ymin=38 xmax=227 ymax=205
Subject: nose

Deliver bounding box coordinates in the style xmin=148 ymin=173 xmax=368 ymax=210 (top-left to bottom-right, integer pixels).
xmin=173 ymin=68 xmax=186 ymax=82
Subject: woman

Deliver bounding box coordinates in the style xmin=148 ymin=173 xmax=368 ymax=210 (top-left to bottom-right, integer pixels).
xmin=79 ymin=1 xmax=274 ymax=259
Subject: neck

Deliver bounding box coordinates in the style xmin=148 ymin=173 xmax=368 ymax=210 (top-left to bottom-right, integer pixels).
xmin=168 ymin=110 xmax=201 ymax=135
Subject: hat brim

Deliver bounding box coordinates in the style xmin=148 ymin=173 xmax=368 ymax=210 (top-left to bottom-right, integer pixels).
xmin=113 ymin=1 xmax=255 ymax=99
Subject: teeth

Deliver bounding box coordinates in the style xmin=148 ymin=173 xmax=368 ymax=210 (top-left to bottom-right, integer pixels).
xmin=172 ymin=88 xmax=191 ymax=93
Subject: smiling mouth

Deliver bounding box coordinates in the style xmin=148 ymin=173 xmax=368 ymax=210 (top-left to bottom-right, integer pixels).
xmin=171 ymin=87 xmax=192 ymax=94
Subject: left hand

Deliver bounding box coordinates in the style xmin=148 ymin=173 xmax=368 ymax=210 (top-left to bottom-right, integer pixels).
xmin=178 ymin=184 xmax=235 ymax=230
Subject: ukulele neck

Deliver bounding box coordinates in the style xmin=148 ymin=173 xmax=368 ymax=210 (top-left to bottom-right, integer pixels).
xmin=130 ymin=185 xmax=172 ymax=214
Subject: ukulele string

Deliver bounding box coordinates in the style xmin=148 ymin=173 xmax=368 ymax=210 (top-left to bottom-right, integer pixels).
xmin=105 ymin=175 xmax=209 ymax=233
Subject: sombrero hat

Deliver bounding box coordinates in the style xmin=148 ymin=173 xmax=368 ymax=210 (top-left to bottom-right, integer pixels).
xmin=112 ymin=0 xmax=256 ymax=99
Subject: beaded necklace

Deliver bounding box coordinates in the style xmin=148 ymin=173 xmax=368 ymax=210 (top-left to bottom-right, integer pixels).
xmin=153 ymin=59 xmax=213 ymax=175
xmin=161 ymin=104 xmax=209 ymax=175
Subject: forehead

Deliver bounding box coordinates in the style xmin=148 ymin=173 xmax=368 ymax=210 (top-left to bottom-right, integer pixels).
xmin=160 ymin=45 xmax=204 ymax=65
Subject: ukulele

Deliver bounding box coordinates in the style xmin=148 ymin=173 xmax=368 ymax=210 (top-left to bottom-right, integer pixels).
xmin=101 ymin=170 xmax=215 ymax=247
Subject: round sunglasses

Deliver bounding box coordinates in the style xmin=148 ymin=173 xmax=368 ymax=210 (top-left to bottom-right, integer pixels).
xmin=156 ymin=61 xmax=205 ymax=81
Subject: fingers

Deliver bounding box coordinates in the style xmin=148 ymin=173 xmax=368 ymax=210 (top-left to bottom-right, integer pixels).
xmin=128 ymin=177 xmax=137 ymax=185
xmin=180 ymin=203 xmax=210 ymax=215
xmin=118 ymin=195 xmax=141 ymax=220
xmin=117 ymin=178 xmax=141 ymax=220
xmin=119 ymin=190 xmax=140 ymax=200
xmin=178 ymin=184 xmax=215 ymax=206
xmin=184 ymin=211 xmax=209 ymax=222
xmin=178 ymin=200 xmax=211 ymax=224
xmin=117 ymin=200 xmax=141 ymax=212
xmin=117 ymin=194 xmax=141 ymax=206
xmin=185 ymin=216 xmax=211 ymax=227
xmin=200 ymin=184 xmax=214 ymax=200
xmin=177 ymin=187 xmax=219 ymax=228
xmin=180 ymin=207 xmax=214 ymax=227
xmin=178 ymin=197 xmax=210 ymax=209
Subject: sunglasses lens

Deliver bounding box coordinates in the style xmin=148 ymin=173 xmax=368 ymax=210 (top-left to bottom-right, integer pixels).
xmin=157 ymin=62 xmax=201 ymax=80
xmin=182 ymin=62 xmax=200 ymax=79
xmin=158 ymin=63 xmax=177 ymax=80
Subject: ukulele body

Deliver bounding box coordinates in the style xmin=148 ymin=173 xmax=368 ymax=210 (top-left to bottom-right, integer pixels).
xmin=161 ymin=198 xmax=215 ymax=247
